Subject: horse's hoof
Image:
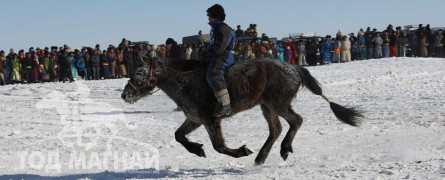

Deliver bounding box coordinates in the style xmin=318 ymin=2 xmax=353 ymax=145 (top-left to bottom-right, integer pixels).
xmin=281 ymin=152 xmax=289 ymax=161
xmin=189 ymin=143 xmax=206 ymax=157
xmin=254 ymin=160 xmax=265 ymax=166
xmin=239 ymin=145 xmax=253 ymax=156
xmin=197 ymin=148 xmax=206 ymax=158
xmin=280 ymin=146 xmax=293 ymax=161
xmin=195 ymin=144 xmax=206 ymax=158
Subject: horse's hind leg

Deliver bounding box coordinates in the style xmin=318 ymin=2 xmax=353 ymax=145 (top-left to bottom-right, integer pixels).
xmin=255 ymin=104 xmax=282 ymax=165
xmin=277 ymin=106 xmax=303 ymax=161
xmin=175 ymin=118 xmax=206 ymax=157
xmin=204 ymin=119 xmax=254 ymax=158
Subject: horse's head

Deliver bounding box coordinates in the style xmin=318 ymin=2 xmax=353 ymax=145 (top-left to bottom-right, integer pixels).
xmin=121 ymin=57 xmax=164 ymax=104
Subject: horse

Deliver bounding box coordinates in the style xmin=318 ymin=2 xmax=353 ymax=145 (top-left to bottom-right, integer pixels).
xmin=121 ymin=57 xmax=363 ymax=165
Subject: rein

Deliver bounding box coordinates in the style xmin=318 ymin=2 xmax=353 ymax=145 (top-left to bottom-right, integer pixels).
xmin=127 ymin=58 xmax=200 ymax=95
xmin=148 ymin=69 xmax=199 ymax=94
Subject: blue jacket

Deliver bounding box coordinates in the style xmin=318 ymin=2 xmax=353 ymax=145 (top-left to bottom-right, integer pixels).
xmin=76 ymin=60 xmax=85 ymax=70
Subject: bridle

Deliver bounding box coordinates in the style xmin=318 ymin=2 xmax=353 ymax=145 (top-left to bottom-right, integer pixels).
xmin=127 ymin=58 xmax=157 ymax=94
xmin=127 ymin=79 xmax=151 ymax=94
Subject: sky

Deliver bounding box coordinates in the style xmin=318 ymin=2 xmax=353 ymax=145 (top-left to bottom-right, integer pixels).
xmin=1 ymin=0 xmax=444 ymax=51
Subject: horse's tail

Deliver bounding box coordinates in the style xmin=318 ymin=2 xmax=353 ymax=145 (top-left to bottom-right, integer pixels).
xmin=297 ymin=66 xmax=363 ymax=126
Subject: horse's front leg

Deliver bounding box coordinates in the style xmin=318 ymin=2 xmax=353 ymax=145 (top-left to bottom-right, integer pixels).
xmin=204 ymin=119 xmax=253 ymax=158
xmin=175 ymin=118 xmax=206 ymax=157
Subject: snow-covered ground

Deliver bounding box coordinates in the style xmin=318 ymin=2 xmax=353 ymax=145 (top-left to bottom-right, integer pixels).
xmin=0 ymin=57 xmax=444 ymax=179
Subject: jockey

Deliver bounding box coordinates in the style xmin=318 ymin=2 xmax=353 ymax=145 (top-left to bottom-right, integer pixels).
xmin=204 ymin=4 xmax=235 ymax=117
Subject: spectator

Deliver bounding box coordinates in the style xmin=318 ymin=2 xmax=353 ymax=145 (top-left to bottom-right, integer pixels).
xmin=433 ymin=30 xmax=443 ymax=57
xmin=243 ymin=41 xmax=252 ymax=60
xmin=108 ymin=47 xmax=117 ymax=78
xmin=180 ymin=44 xmax=187 ymax=59
xmin=284 ymin=42 xmax=292 ymax=64
xmin=76 ymin=51 xmax=86 ymax=80
xmin=191 ymin=44 xmax=201 ymax=61
xmin=287 ymin=39 xmax=297 ymax=64
xmin=351 ymin=40 xmax=360 ymax=61
xmin=185 ymin=44 xmax=192 ymax=60
xmin=58 ymin=48 xmax=74 ymax=82
xmin=349 ymin=33 xmax=357 ymax=44
xmin=426 ymin=25 xmax=435 ymax=57
xmin=332 ymin=39 xmax=341 ymax=63
xmin=258 ymin=42 xmax=267 ymax=59
xmin=41 ymin=51 xmax=52 ymax=82
xmin=270 ymin=42 xmax=278 ymax=59
xmin=23 ymin=52 xmax=33 ymax=83
xmin=335 ymin=30 xmax=343 ymax=41
xmin=31 ymin=51 xmax=40 ymax=83
xmin=4 ymin=49 xmax=14 ymax=84
xmin=306 ymin=38 xmax=318 ymax=66
xmin=419 ymin=34 xmax=429 ymax=57
xmin=100 ymin=50 xmax=110 ymax=79
xmin=357 ymin=33 xmax=367 ymax=60
xmin=386 ymin=24 xmax=395 ymax=35
xmin=297 ymin=39 xmax=307 ymax=66
xmin=389 ymin=31 xmax=398 ymax=57
xmin=382 ymin=31 xmax=390 ymax=58
xmin=358 ymin=28 xmax=365 ymax=36
xmin=68 ymin=52 xmax=78 ymax=80
xmin=398 ymin=32 xmax=408 ymax=57
xmin=261 ymin=33 xmax=270 ymax=43
xmin=130 ymin=45 xmax=142 ymax=75
xmin=18 ymin=50 xmax=26 ymax=82
xmin=341 ymin=36 xmax=351 ymax=62
xmin=246 ymin=24 xmax=258 ymax=37
xmin=118 ymin=48 xmax=127 ymax=78
xmin=118 ymin=38 xmax=129 ymax=50
xmin=158 ymin=45 xmax=167 ymax=58
xmin=373 ymin=32 xmax=383 ymax=58
xmin=266 ymin=43 xmax=273 ymax=59
xmin=78 ymin=48 xmax=87 ymax=80
xmin=276 ymin=41 xmax=284 ymax=61
xmin=50 ymin=52 xmax=59 ymax=82
xmin=149 ymin=45 xmax=158 ymax=59
xmin=116 ymin=48 xmax=125 ymax=77
xmin=11 ymin=53 xmax=21 ymax=83
xmin=124 ymin=46 xmax=135 ymax=77
xmin=233 ymin=42 xmax=243 ymax=62
xmin=441 ymin=31 xmax=445 ymax=58
xmin=0 ymin=51 xmax=5 ymax=85
xmin=407 ymin=32 xmax=418 ymax=57
xmin=197 ymin=44 xmax=205 ymax=61
xmin=165 ymin=38 xmax=181 ymax=60
xmin=235 ymin=25 xmax=244 ymax=38
xmin=91 ymin=49 xmax=101 ymax=80
xmin=365 ymin=33 xmax=374 ymax=59
xmin=83 ymin=48 xmax=92 ymax=80
xmin=321 ymin=35 xmax=333 ymax=64
xmin=198 ymin=30 xmax=204 ymax=46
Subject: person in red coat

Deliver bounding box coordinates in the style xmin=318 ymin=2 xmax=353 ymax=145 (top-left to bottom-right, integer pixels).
xmin=287 ymin=39 xmax=298 ymax=64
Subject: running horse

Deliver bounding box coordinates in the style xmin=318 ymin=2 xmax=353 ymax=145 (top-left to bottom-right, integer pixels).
xmin=121 ymin=57 xmax=363 ymax=165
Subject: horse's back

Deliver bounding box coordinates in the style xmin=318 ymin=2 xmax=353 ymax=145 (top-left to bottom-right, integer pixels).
xmin=226 ymin=59 xmax=302 ymax=111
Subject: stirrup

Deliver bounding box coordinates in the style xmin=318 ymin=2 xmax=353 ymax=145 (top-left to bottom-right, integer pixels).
xmin=214 ymin=104 xmax=232 ymax=117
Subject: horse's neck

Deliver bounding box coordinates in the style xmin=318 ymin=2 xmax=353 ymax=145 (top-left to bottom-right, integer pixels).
xmin=157 ymin=64 xmax=204 ymax=99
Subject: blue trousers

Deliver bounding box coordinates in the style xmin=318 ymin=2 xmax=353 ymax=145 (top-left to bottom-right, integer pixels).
xmin=206 ymin=53 xmax=234 ymax=94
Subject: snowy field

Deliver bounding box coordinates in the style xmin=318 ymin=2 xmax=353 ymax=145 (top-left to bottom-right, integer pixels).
xmin=0 ymin=57 xmax=444 ymax=179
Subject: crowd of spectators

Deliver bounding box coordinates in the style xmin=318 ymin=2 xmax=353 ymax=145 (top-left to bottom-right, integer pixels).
xmin=0 ymin=38 xmax=170 ymax=85
xmin=232 ymin=23 xmax=445 ymax=66
xmin=1 ymin=24 xmax=444 ymax=86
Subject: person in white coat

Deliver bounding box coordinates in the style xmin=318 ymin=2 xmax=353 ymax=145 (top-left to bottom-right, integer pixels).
xmin=341 ymin=36 xmax=351 ymax=62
